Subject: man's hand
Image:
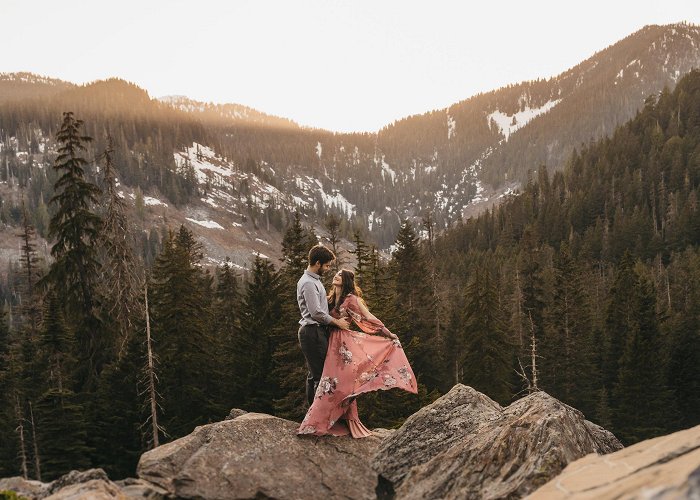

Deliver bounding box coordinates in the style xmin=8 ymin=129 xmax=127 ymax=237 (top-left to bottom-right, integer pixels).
xmin=334 ymin=318 xmax=351 ymax=330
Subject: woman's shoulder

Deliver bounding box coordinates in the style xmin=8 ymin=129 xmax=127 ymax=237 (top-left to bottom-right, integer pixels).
xmin=343 ymin=293 xmax=359 ymax=306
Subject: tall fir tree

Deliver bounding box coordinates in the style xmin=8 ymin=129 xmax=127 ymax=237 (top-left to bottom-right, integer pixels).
xmin=238 ymin=256 xmax=283 ymax=414
xmin=612 ymin=272 xmax=677 ymax=443
xmin=459 ymin=267 xmax=513 ymax=404
xmin=603 ymin=251 xmax=637 ymax=392
xmin=213 ymin=258 xmax=241 ymax=408
xmin=34 ymin=292 xmax=92 ymax=480
xmin=388 ymin=219 xmax=441 ymax=391
xmin=351 ymin=230 xmax=369 ymax=287
xmin=43 ymin=112 xmax=105 ymax=389
xmin=149 ymin=225 xmax=223 ymax=439
xmin=541 ymin=242 xmax=597 ymax=415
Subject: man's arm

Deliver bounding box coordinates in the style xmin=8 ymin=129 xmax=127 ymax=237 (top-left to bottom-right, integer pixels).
xmin=301 ymin=283 xmax=349 ymax=329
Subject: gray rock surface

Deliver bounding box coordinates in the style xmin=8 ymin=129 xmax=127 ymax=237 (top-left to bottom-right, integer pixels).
xmin=45 ymin=469 xmax=110 ymax=496
xmin=137 ymin=412 xmax=382 ymax=499
xmin=44 ymin=478 xmax=126 ymax=499
xmin=224 ymin=408 xmax=248 ymax=420
xmin=373 ymin=384 xmax=623 ymax=499
xmin=113 ymin=478 xmax=168 ymax=499
xmin=527 ymin=424 xmax=700 ymax=499
xmin=0 ymin=469 xmax=165 ymax=500
xmin=372 ymin=384 xmax=503 ymax=487
xmin=0 ymin=476 xmax=49 ymax=499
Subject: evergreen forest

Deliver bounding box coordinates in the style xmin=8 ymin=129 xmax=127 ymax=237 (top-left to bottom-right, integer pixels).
xmin=1 ymin=71 xmax=699 ymax=482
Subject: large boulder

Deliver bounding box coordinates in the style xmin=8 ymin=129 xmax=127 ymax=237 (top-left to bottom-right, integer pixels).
xmin=137 ymin=412 xmax=382 ymax=499
xmin=0 ymin=469 xmax=138 ymax=500
xmin=373 ymin=384 xmax=622 ymax=499
xmin=527 ymin=424 xmax=700 ymax=499
xmin=0 ymin=476 xmax=49 ymax=499
xmin=44 ymin=479 xmax=126 ymax=500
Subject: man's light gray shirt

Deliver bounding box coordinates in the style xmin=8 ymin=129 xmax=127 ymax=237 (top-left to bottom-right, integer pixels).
xmin=297 ymin=270 xmax=333 ymax=326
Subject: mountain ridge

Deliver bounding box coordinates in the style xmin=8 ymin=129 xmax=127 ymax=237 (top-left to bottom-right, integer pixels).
xmin=0 ymin=23 xmax=698 ymax=265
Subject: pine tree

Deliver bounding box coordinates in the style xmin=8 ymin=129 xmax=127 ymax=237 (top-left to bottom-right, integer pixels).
xmin=612 ymin=272 xmax=676 ymax=443
xmin=0 ymin=310 xmax=21 ymax=478
xmin=149 ymin=225 xmax=222 ymax=438
xmin=238 ymin=256 xmax=283 ymax=414
xmin=325 ymin=214 xmax=343 ymax=272
xmin=351 ymin=230 xmax=369 ymax=287
xmin=213 ymin=259 xmax=241 ymax=407
xmin=459 ymin=267 xmax=513 ymax=404
xmin=603 ymin=252 xmax=637 ymax=392
xmin=43 ymin=112 xmax=105 ymax=388
xmin=17 ymin=203 xmax=41 ymax=340
xmin=34 ymin=292 xmax=92 ymax=480
xmin=388 ymin=219 xmax=440 ymax=390
xmin=541 ymin=243 xmax=597 ymax=415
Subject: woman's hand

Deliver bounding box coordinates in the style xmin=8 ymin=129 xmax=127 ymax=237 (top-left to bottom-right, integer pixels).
xmin=381 ymin=328 xmax=398 ymax=340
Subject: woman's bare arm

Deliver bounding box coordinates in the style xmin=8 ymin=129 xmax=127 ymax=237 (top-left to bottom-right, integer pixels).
xmin=356 ymin=299 xmax=398 ymax=339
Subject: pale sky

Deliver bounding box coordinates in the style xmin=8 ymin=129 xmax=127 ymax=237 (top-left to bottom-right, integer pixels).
xmin=2 ymin=1 xmax=699 ymax=132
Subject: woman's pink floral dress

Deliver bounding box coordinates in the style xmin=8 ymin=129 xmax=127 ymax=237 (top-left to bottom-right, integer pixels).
xmin=297 ymin=294 xmax=418 ymax=438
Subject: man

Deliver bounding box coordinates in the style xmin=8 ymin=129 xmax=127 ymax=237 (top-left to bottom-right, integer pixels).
xmin=297 ymin=245 xmax=350 ymax=406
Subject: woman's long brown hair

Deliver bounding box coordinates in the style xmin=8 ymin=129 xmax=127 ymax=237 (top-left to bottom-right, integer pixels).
xmin=328 ymin=269 xmax=363 ymax=311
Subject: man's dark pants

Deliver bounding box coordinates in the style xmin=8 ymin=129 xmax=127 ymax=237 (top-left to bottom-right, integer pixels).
xmin=298 ymin=324 xmax=329 ymax=406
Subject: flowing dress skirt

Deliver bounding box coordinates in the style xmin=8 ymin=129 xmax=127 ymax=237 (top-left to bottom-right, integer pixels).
xmin=298 ymin=327 xmax=418 ymax=437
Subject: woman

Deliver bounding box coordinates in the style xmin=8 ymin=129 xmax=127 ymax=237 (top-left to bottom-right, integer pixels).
xmin=297 ymin=269 xmax=418 ymax=438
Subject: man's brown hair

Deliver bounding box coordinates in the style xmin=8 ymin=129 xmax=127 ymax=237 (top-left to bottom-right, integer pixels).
xmin=308 ymin=245 xmax=335 ymax=266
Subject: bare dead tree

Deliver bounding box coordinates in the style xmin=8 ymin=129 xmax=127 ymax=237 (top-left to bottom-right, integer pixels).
xmin=13 ymin=393 xmax=28 ymax=479
xmin=514 ymin=312 xmax=541 ymax=395
xmin=98 ymin=136 xmax=144 ymax=358
xmin=28 ymin=400 xmax=41 ymax=481
xmin=140 ymin=282 xmax=165 ymax=449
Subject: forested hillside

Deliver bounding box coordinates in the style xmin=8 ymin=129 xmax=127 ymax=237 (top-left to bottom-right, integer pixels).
xmin=1 ymin=66 xmax=698 ymax=484
xmin=432 ymin=69 xmax=700 ymax=444
xmin=1 ymin=23 xmax=698 ymax=256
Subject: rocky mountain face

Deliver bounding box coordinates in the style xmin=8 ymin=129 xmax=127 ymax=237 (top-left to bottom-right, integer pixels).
xmin=0 ymin=23 xmax=698 ymax=264
xmin=12 ymin=384 xmax=690 ymax=500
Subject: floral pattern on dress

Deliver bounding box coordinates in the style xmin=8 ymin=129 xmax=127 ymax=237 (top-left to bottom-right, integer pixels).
xmin=298 ymin=294 xmax=418 ymax=438
xmin=398 ymin=366 xmax=412 ymax=383
xmin=315 ymin=376 xmax=338 ymax=398
xmin=360 ymin=370 xmax=378 ymax=382
xmin=383 ymin=374 xmax=397 ymax=387
xmin=339 ymin=342 xmax=353 ymax=365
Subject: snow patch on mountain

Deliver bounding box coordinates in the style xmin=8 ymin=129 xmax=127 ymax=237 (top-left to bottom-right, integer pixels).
xmin=488 ymin=99 xmax=561 ymax=141
xmin=186 ymin=218 xmax=224 ymax=230
xmin=314 ymin=179 xmax=356 ymax=218
xmin=447 ymin=113 xmax=456 ymax=140
xmin=375 ymin=155 xmax=396 ymax=185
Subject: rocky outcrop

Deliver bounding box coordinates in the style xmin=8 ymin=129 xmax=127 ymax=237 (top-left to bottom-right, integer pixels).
xmin=528 ymin=424 xmax=700 ymax=499
xmin=137 ymin=412 xmax=382 ymax=499
xmin=0 ymin=476 xmax=49 ymax=499
xmin=373 ymin=384 xmax=622 ymax=499
xmin=0 ymin=385 xmax=630 ymax=500
xmin=0 ymin=468 xmax=166 ymax=500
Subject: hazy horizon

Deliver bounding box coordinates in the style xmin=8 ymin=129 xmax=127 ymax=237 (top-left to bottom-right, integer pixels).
xmin=2 ymin=0 xmax=699 ymax=132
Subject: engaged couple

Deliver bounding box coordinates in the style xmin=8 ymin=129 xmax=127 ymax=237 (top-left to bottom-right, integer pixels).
xmin=296 ymin=245 xmax=418 ymax=438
